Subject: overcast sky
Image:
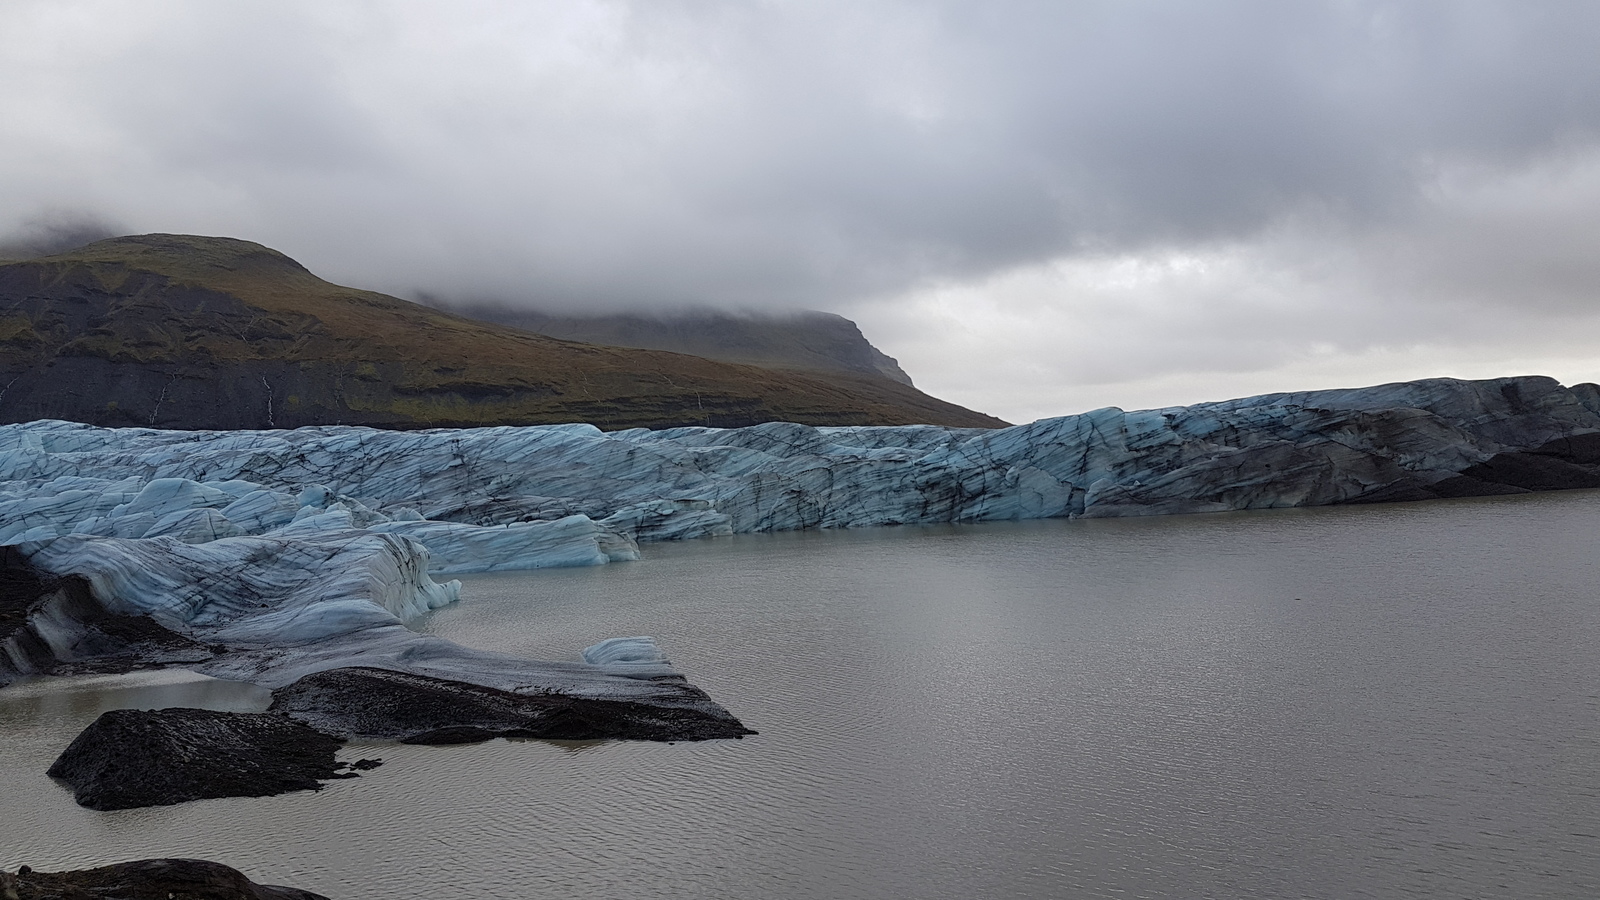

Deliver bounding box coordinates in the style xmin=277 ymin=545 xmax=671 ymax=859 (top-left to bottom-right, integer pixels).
xmin=4 ymin=1 xmax=1600 ymax=423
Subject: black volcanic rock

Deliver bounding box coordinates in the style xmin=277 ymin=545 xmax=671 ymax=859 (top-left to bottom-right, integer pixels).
xmin=47 ymin=708 xmax=353 ymax=810
xmin=2 ymin=858 xmax=327 ymax=900
xmin=43 ymin=668 xmax=753 ymax=811
xmin=270 ymin=666 xmax=756 ymax=744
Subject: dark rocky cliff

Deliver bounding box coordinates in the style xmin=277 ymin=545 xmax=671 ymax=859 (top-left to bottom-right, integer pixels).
xmin=448 ymin=305 xmax=917 ymax=385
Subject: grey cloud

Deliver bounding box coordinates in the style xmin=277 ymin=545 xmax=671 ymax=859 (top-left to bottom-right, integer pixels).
xmin=0 ymin=211 xmax=124 ymax=259
xmin=3 ymin=0 xmax=1600 ymax=418
xmin=6 ymin=1 xmax=1598 ymax=304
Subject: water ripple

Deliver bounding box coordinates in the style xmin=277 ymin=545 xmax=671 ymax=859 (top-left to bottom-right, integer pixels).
xmin=4 ymin=494 xmax=1600 ymax=898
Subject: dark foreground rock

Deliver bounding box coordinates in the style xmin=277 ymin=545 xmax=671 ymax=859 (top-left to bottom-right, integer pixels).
xmin=47 ymin=708 xmax=356 ymax=810
xmin=270 ymin=666 xmax=757 ymax=744
xmin=44 ymin=667 xmax=752 ymax=810
xmin=1 ymin=858 xmax=327 ymax=900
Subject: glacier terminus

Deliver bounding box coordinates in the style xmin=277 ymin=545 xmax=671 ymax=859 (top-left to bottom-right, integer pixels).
xmin=3 ymin=374 xmax=1599 ymax=771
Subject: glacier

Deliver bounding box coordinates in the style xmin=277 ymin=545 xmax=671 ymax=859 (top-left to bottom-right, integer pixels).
xmin=3 ymin=374 xmax=1599 ymax=731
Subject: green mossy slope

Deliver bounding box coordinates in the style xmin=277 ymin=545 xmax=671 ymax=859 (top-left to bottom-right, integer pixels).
xmin=0 ymin=235 xmax=1007 ymax=430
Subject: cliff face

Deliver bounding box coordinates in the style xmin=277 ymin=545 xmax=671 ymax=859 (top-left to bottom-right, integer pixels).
xmin=449 ymin=306 xmax=917 ymax=385
xmin=0 ymin=235 xmax=1006 ymax=430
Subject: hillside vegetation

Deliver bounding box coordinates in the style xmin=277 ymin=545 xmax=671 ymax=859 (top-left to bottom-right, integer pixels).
xmin=0 ymin=235 xmax=1006 ymax=430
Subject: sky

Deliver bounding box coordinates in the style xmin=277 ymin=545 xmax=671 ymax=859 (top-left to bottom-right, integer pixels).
xmin=3 ymin=1 xmax=1600 ymax=424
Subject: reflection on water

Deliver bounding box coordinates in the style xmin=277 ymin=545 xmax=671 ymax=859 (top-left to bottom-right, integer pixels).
xmin=3 ymin=491 xmax=1600 ymax=899
xmin=0 ymin=670 xmax=270 ymax=725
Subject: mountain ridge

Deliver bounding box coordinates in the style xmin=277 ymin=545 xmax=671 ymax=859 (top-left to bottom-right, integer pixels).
xmin=444 ymin=305 xmax=917 ymax=386
xmin=0 ymin=234 xmax=1007 ymax=431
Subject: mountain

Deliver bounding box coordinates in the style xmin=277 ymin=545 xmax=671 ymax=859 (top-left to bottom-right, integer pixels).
xmin=0 ymin=235 xmax=1006 ymax=430
xmin=445 ymin=306 xmax=916 ymax=385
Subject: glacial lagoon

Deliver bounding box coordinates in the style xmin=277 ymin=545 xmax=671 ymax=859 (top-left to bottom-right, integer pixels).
xmin=4 ymin=490 xmax=1599 ymax=899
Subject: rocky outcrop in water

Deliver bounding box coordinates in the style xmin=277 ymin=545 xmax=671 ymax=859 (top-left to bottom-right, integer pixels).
xmin=1 ymin=858 xmax=327 ymax=900
xmin=42 ymin=663 xmax=750 ymax=811
xmin=270 ymin=666 xmax=755 ymax=744
xmin=47 ymin=708 xmax=354 ymax=810
xmin=43 ymin=663 xmax=748 ymax=811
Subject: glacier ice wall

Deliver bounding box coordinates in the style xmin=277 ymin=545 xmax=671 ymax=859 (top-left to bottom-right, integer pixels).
xmin=4 ymin=375 xmax=1598 ymax=549
xmin=2 ymin=374 xmax=1597 ymax=696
